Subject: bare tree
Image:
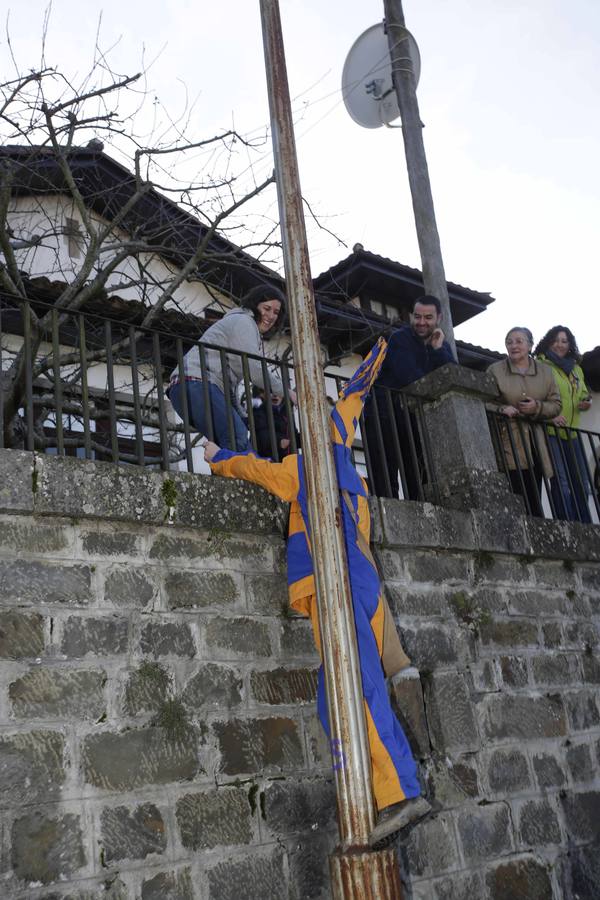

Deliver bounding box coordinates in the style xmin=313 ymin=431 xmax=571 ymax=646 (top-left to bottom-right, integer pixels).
xmin=0 ymin=53 xmax=286 ymax=457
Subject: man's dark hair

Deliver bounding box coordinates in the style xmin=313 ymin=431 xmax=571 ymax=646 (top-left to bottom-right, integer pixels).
xmin=241 ymin=283 xmax=286 ymax=333
xmin=412 ymin=294 xmax=441 ymax=315
xmin=534 ymin=325 xmax=581 ymax=362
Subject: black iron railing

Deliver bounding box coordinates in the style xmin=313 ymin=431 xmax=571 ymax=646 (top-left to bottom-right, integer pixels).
xmin=4 ymin=295 xmax=600 ymax=519
xmin=361 ymin=385 xmax=437 ymax=503
xmin=0 ymin=295 xmax=433 ymax=500
xmin=487 ymin=410 xmax=600 ymax=523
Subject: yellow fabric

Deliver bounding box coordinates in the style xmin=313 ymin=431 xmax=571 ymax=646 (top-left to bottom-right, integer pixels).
xmin=209 ymin=339 xmax=418 ymax=812
xmin=289 ymin=575 xmax=315 ymax=618
xmin=364 ymin=705 xmax=407 ymax=808
xmin=371 ymin=596 xmax=385 ymax=657
xmin=304 ymin=573 xmax=405 ymax=810
xmin=211 ymin=452 xmax=299 ymax=502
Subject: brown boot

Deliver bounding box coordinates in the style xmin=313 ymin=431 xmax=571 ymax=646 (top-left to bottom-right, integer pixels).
xmin=369 ymin=796 xmax=431 ymax=847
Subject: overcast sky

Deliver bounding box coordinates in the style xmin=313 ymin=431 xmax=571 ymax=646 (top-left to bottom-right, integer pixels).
xmin=4 ymin=0 xmax=600 ymax=353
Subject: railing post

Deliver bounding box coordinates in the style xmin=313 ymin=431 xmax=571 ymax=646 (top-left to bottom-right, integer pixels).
xmin=406 ymin=364 xmax=521 ymax=513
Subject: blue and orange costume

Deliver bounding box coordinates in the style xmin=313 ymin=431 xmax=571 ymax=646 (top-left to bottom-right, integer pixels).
xmin=209 ymin=338 xmax=421 ymax=812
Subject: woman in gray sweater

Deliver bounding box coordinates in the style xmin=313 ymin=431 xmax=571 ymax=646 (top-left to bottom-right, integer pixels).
xmin=168 ymin=285 xmax=295 ymax=451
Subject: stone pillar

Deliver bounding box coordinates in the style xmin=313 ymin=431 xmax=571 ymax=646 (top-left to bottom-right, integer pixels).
xmin=407 ymin=364 xmax=521 ymax=513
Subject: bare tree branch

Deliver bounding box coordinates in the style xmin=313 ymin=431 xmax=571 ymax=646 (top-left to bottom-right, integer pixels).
xmin=0 ymin=166 xmax=27 ymax=296
xmin=45 ymin=72 xmax=141 ymax=116
xmin=0 ymin=33 xmax=345 ymax=451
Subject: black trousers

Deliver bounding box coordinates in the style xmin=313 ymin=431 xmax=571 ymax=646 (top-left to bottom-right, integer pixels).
xmin=508 ymin=467 xmax=544 ymax=518
xmin=363 ymin=392 xmax=424 ymax=500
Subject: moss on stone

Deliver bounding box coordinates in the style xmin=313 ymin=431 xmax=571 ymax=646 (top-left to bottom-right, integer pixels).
xmin=206 ymin=527 xmax=233 ymax=559
xmin=161 ymin=478 xmax=178 ymax=509
xmin=449 ymin=591 xmax=491 ymax=635
xmin=137 ymin=660 xmax=170 ymax=695
xmin=155 ymin=697 xmax=192 ymax=743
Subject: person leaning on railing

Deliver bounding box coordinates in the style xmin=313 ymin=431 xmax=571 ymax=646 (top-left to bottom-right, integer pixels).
xmin=167 ymin=284 xmax=296 ymax=451
xmin=534 ymin=325 xmax=592 ymax=523
xmin=364 ymin=295 xmax=455 ymax=500
xmin=488 ymin=326 xmax=561 ymax=517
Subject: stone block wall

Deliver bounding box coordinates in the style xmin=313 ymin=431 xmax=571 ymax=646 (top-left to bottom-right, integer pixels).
xmin=377 ymin=499 xmax=600 ymax=900
xmin=0 ymin=451 xmax=332 ymax=900
xmin=0 ymin=449 xmax=599 ymax=899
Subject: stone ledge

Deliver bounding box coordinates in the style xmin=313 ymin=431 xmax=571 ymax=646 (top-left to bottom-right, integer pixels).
xmin=525 ymin=517 xmax=600 ymax=562
xmin=2 ymin=449 xmax=599 ymax=561
xmin=376 ymin=494 xmax=600 ymax=562
xmin=0 ymin=450 xmax=286 ymax=536
xmin=0 ymin=449 xmax=34 ymax=514
xmin=404 ymin=364 xmax=499 ymax=402
xmin=378 ymin=497 xmax=476 ymax=551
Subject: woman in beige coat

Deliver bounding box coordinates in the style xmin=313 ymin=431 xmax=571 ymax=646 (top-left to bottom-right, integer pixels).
xmin=488 ymin=327 xmax=561 ymax=516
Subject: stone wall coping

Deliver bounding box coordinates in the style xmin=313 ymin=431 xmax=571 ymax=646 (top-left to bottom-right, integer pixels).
xmin=1 ymin=449 xmax=599 ymax=561
xmin=374 ymin=497 xmax=600 ymax=561
xmin=404 ymin=363 xmax=500 ymax=402
xmin=0 ymin=449 xmax=287 ymax=536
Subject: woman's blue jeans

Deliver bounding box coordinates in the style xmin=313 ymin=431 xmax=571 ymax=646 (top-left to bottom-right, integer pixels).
xmin=169 ymin=380 xmax=250 ymax=452
xmin=548 ymin=434 xmax=591 ymax=523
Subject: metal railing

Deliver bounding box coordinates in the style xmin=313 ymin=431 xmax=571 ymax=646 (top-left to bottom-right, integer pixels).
xmin=4 ymin=295 xmax=599 ymax=519
xmin=487 ymin=410 xmax=600 ymax=523
xmin=0 ymin=295 xmax=432 ymax=501
xmin=361 ymin=384 xmax=438 ymax=502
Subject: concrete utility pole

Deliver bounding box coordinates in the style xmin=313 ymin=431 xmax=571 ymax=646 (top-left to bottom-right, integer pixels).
xmin=383 ymin=0 xmax=456 ymax=355
xmin=259 ymin=1 xmax=403 ymax=897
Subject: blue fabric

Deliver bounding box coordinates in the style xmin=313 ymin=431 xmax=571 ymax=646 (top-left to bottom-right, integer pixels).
xmin=293 ymin=337 xmax=421 ymax=801
xmin=548 ymin=434 xmax=591 ymax=523
xmin=170 ymin=380 xmax=250 ymax=452
xmin=211 ymin=339 xmax=421 ymax=805
xmin=311 ymin=458 xmax=420 ymax=799
xmin=296 ymin=455 xmax=309 ymax=533
xmin=376 ymin=325 xmax=455 ymax=390
xmin=333 ymin=444 xmax=367 ymax=496
xmin=212 ymin=447 xmax=255 ymax=463
xmin=286 ymin=530 xmax=314 ymax=585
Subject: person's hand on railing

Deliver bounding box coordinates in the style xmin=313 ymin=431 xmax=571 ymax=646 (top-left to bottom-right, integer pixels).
xmin=517 ymin=397 xmax=538 ymax=416
xmin=552 ymin=415 xmax=568 ymax=427
xmin=501 ymin=405 xmax=520 ymax=418
xmin=288 ymin=389 xmax=297 ymax=406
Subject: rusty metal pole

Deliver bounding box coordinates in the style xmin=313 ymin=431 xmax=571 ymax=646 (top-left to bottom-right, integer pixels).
xmin=383 ymin=0 xmax=456 ymax=357
xmin=259 ymin=2 xmax=403 ymax=897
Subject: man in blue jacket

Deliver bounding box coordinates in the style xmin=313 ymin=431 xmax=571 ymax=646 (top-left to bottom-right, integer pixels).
xmin=365 ymin=295 xmax=455 ymax=499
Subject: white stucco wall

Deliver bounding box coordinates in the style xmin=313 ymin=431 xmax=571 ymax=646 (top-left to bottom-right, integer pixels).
xmin=8 ymin=195 xmax=225 ymax=319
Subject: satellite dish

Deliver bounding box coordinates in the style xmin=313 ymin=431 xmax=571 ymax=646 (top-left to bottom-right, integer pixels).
xmin=342 ymin=23 xmax=421 ymax=129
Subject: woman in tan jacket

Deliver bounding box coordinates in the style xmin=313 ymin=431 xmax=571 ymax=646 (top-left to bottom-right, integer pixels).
xmin=488 ymin=327 xmax=561 ymax=516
